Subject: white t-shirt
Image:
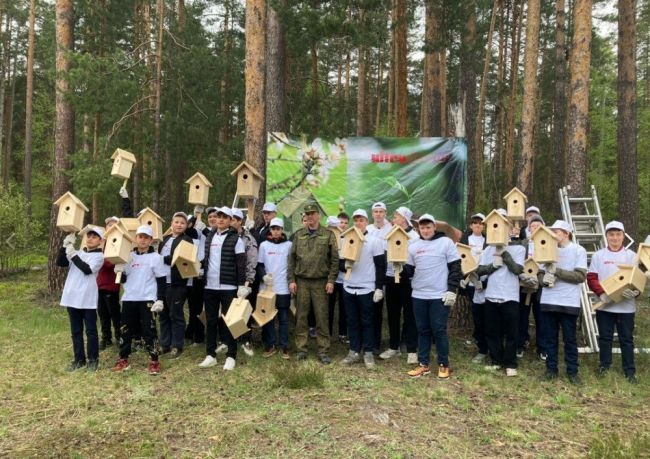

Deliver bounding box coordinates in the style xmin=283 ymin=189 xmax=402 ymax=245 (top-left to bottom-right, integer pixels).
xmin=588 ymin=246 xmax=637 ymax=313
xmin=480 ymin=245 xmax=526 ymax=303
xmin=122 ymin=250 xmax=167 ymax=302
xmin=540 ymin=242 xmax=587 ymax=308
xmin=408 ymin=236 xmax=460 ymax=300
xmin=159 ymin=237 xmax=174 ymax=283
xmin=60 ymin=250 xmax=104 ymax=309
xmin=367 ymin=221 xmax=393 ymax=240
xmin=258 ymin=240 xmax=292 ymax=295
xmin=386 ymin=227 xmax=420 ymax=277
xmin=344 ymin=234 xmax=384 ymax=295
xmin=206 ymin=231 xmax=245 ymax=290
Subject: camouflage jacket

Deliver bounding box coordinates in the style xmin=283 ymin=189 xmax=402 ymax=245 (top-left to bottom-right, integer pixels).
xmin=288 ymin=225 xmax=339 ymax=283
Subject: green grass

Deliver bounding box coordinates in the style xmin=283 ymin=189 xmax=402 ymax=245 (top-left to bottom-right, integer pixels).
xmin=1 ymin=269 xmax=650 ymax=457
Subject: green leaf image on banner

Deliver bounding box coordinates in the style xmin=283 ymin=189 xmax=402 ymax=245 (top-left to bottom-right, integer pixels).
xmin=266 ymin=134 xmax=467 ymax=233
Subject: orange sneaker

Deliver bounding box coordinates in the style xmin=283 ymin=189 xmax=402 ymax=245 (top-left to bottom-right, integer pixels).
xmin=437 ymin=364 xmax=451 ymax=379
xmin=407 ymin=364 xmax=430 ymax=378
xmin=111 ymin=358 xmax=130 ymax=372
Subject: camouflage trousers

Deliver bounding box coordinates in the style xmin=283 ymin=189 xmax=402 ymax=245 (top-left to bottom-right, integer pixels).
xmin=295 ymin=278 xmax=330 ymax=355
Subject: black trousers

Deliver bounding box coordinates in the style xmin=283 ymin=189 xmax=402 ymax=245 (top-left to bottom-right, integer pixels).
xmin=67 ymin=307 xmax=98 ymax=363
xmin=97 ymin=289 xmax=121 ymax=342
xmin=185 ymin=280 xmax=205 ymax=343
xmin=328 ymin=282 xmax=346 ymax=337
xmin=385 ymin=277 xmax=417 ymax=352
xmin=372 ymin=295 xmax=384 ymax=352
xmin=484 ymin=300 xmax=519 ymax=369
xmin=204 ymin=289 xmax=237 ymax=359
xmin=119 ymin=301 xmax=158 ymax=361
xmin=160 ymin=285 xmax=188 ymax=350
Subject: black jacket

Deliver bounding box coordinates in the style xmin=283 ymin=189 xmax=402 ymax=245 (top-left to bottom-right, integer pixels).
xmin=159 ymin=233 xmax=195 ymax=286
xmin=202 ymin=228 xmax=246 ymax=287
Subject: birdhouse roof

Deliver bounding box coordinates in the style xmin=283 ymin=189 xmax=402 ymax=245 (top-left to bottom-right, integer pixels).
xmin=138 ymin=207 xmax=164 ymax=223
xmin=118 ymin=217 xmax=140 ymax=231
xmin=385 ymin=225 xmax=409 ymax=240
xmin=484 ymin=209 xmax=510 ymax=224
xmin=230 ymin=161 xmax=264 ymax=180
xmin=185 ymin=172 xmax=213 ymax=187
xmin=504 ymin=186 xmax=527 ymax=201
xmin=524 ymin=257 xmax=539 ymax=267
xmin=105 ymin=223 xmax=134 ymax=242
xmin=341 ymin=226 xmax=366 ymax=242
xmin=532 ymin=225 xmax=558 ymax=240
xmin=54 ymin=191 xmax=90 ymax=212
xmin=111 ymin=148 xmax=137 ymax=163
xmin=455 ymin=242 xmax=473 ymax=253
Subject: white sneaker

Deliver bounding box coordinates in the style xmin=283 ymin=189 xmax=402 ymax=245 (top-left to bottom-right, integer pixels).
xmin=216 ymin=343 xmax=227 ymax=354
xmin=223 ymin=357 xmax=236 ymax=371
xmin=379 ymin=348 xmax=401 ymax=360
xmin=341 ymin=351 xmax=361 ymax=365
xmin=472 ymin=353 xmax=487 ymax=364
xmin=484 ymin=365 xmax=501 ymax=371
xmin=198 ymin=355 xmax=217 ymax=368
xmin=242 ymin=342 xmax=254 ymax=357
xmin=407 ymin=353 xmax=418 ymax=365
xmin=363 ymin=352 xmax=376 ymax=369
xmin=506 ymin=368 xmax=518 ymax=377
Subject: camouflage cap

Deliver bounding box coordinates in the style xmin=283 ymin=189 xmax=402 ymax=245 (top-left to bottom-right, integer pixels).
xmin=303 ymin=202 xmax=320 ymax=213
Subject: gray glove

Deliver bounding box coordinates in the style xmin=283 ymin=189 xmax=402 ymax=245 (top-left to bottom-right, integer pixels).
xmin=244 ymin=217 xmax=255 ymax=231
xmin=119 ymin=186 xmax=129 ymax=199
xmin=151 ymin=300 xmax=164 ymax=313
xmin=373 ymin=289 xmax=384 ymax=302
xmin=194 ymin=219 xmax=206 ymax=232
xmin=545 ymin=263 xmax=557 ymax=275
xmin=263 ymin=273 xmax=273 ymax=285
xmin=345 ymin=259 xmax=355 ymax=270
xmin=492 ymin=255 xmax=503 ymax=268
xmin=393 ymin=262 xmax=403 ymax=274
xmin=542 ymin=271 xmax=555 ymax=287
xmin=494 ymin=245 xmax=505 ymax=255
xmin=599 ymin=293 xmax=612 ymax=304
xmin=114 ymin=264 xmax=125 ymax=274
xmin=193 ymin=205 xmax=205 ymax=215
xmin=459 ymin=277 xmax=469 ymax=289
xmin=621 ymin=288 xmax=640 ymax=299
xmin=442 ymin=291 xmax=457 ymax=307
xmin=519 ymin=273 xmax=538 ymax=289
xmin=237 ymin=285 xmax=252 ymax=299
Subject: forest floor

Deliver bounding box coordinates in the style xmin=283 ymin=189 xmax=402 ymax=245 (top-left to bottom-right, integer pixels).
xmin=1 ymin=269 xmax=650 ymax=458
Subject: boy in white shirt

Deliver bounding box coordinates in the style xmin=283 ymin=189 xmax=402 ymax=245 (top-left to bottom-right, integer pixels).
xmin=111 ymin=225 xmax=167 ymax=375
xmin=340 ymin=209 xmax=386 ymax=369
xmin=404 ymin=214 xmax=462 ymax=379
xmin=587 ymin=221 xmax=640 ymax=383
xmin=367 ymin=202 xmax=392 ymax=354
xmin=57 ymin=227 xmax=105 ymax=372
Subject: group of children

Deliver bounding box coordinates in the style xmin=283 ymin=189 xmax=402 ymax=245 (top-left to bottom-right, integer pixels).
xmin=57 ymin=190 xmax=647 ymax=383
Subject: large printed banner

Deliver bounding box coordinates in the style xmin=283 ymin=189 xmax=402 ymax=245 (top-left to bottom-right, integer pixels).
xmin=266 ymin=134 xmax=467 ymax=233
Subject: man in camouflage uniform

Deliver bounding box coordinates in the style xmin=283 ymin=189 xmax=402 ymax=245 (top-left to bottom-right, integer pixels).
xmin=288 ymin=203 xmax=340 ymax=363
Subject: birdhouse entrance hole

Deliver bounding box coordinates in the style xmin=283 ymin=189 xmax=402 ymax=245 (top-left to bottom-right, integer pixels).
xmin=65 ymin=206 xmax=70 ymax=211
xmin=195 ymin=185 xmax=200 ymax=190
xmin=243 ymin=173 xmax=248 ymax=180
xmin=396 ymin=240 xmax=402 ymax=246
xmin=541 ymin=240 xmax=546 ymax=245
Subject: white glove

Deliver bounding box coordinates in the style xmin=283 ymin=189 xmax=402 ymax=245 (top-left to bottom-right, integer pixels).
xmin=459 ymin=278 xmax=468 ymax=289
xmin=545 ymin=263 xmax=557 ymax=275
xmin=542 ymin=271 xmax=555 ymax=287
xmin=475 ymin=279 xmax=484 ymax=292
xmin=151 ymin=300 xmax=164 ymax=313
xmin=65 ymin=244 xmax=76 ymax=257
xmin=599 ymin=293 xmax=612 ymax=304
xmin=262 ymin=274 xmax=273 ymax=285
xmin=492 ymin=255 xmax=503 ymax=268
xmin=194 ymin=219 xmax=206 ymax=231
xmin=237 ymin=285 xmax=252 ymax=299
xmin=519 ymin=273 xmax=538 ymax=289
xmin=114 ymin=264 xmax=125 ymax=274
xmin=199 ymin=268 xmax=204 ymax=277
xmin=622 ymin=288 xmax=640 ymax=299
xmin=63 ymin=233 xmax=77 ymax=247
xmin=442 ymin=291 xmax=457 ymax=307
xmin=193 ymin=205 xmax=205 ymax=215
xmin=373 ymin=289 xmax=384 ymax=302
xmin=244 ymin=217 xmax=255 ymax=230
xmin=119 ymin=186 xmax=129 ymax=199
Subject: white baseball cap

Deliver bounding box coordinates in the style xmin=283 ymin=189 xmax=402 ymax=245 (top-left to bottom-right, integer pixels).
xmin=270 ymin=217 xmax=284 ymax=228
xmin=136 ymin=225 xmax=153 ymax=237
xmin=644 ymin=234 xmax=650 ymax=244
xmin=395 ymin=206 xmax=413 ymax=221
xmin=172 ymin=211 xmax=188 ymax=220
xmin=418 ymin=213 xmax=436 ymax=224
xmin=326 ymin=216 xmax=340 ymax=227
xmin=104 ymin=216 xmax=120 ymax=225
xmin=262 ymin=202 xmax=277 ymax=212
xmin=496 ymin=208 xmax=508 ymax=217
xmin=526 ymin=206 xmax=541 ymax=215
xmin=605 ymin=220 xmax=625 ymax=233
xmin=231 ymin=208 xmax=244 ymax=220
xmin=352 ymin=209 xmax=368 ymax=219
xmin=216 ymin=206 xmax=233 ymax=218
xmin=549 ymin=220 xmax=573 ymax=233
xmin=371 ymin=202 xmax=387 ymax=211
xmin=470 ymin=213 xmax=486 ymax=221
xmin=86 ymin=226 xmax=105 ymax=240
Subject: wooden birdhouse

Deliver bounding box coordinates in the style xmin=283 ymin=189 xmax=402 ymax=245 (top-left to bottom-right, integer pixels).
xmin=602 ymin=264 xmax=647 ymax=303
xmin=103 ymin=224 xmax=134 ymax=264
xmin=532 ymin=226 xmax=558 ymax=264
xmin=137 ymin=207 xmax=165 ymax=241
xmin=110 ymin=148 xmax=137 ymax=180
xmin=484 ymin=210 xmax=512 ymax=246
xmin=171 ymin=240 xmax=200 ymax=279
xmin=118 ymin=218 xmax=140 ymax=241
xmin=185 ymin=172 xmax=213 ymax=206
xmin=230 ymin=161 xmax=264 ymax=199
xmin=503 ymin=187 xmax=527 ymax=221
xmin=162 ymin=226 xmax=173 ymax=238
xmin=522 ymin=257 xmax=540 ymax=279
xmin=79 ymin=225 xmax=105 ymax=250
xmin=253 ymin=284 xmax=277 ymax=327
xmin=223 ymin=297 xmax=253 ymax=339
xmin=340 ymin=226 xmax=365 ymax=262
xmin=329 ymin=226 xmax=343 ymax=250
xmin=456 ymin=243 xmax=478 ymax=275
xmin=637 ymin=243 xmax=650 ymax=271
xmin=386 ymin=225 xmax=410 ymax=263
xmin=54 ymin=191 xmax=89 ymax=233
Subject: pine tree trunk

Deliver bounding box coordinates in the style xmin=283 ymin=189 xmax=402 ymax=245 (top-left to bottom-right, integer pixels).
xmin=357 ymin=15 xmax=368 ymax=137
xmin=566 ymin=0 xmax=592 ymax=195
xmin=178 ymin=0 xmax=185 ymax=31
xmin=505 ymin=0 xmax=522 ymax=191
xmin=553 ymin=0 xmax=568 ymax=196
xmin=461 ymin=0 xmax=478 ymax=214
xmin=375 ymin=48 xmax=384 ymax=134
xmin=394 ymin=0 xmax=408 ymax=136
xmin=92 ymin=113 xmax=100 ymax=223
xmin=494 ymin=3 xmax=507 ymax=185
xmin=617 ymin=0 xmax=638 ymax=241
xmin=24 ymin=0 xmax=36 ymax=217
xmin=387 ymin=23 xmax=395 ymax=135
xmin=0 ymin=15 xmax=9 ymax=189
xmin=265 ymin=0 xmax=287 ymax=133
xmin=244 ymin=0 xmax=267 ymax=208
xmin=517 ymin=0 xmax=541 ymax=198
xmin=152 ymin=0 xmax=164 ymax=210
xmin=219 ymin=6 xmax=231 ymax=145
xmin=421 ymin=0 xmax=441 ymax=137
xmin=49 ymin=0 xmax=75 ymax=295
xmin=440 ymin=49 xmax=447 ymax=136
xmin=4 ymin=55 xmax=15 ymax=187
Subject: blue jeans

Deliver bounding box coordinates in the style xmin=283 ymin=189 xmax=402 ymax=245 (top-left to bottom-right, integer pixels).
xmin=540 ymin=308 xmax=578 ymax=376
xmin=596 ymin=310 xmax=635 ymax=376
xmin=262 ymin=294 xmax=291 ymax=350
xmin=344 ymin=290 xmax=375 ymax=353
xmin=67 ymin=307 xmax=98 ymax=363
xmin=412 ymin=298 xmax=449 ymax=367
